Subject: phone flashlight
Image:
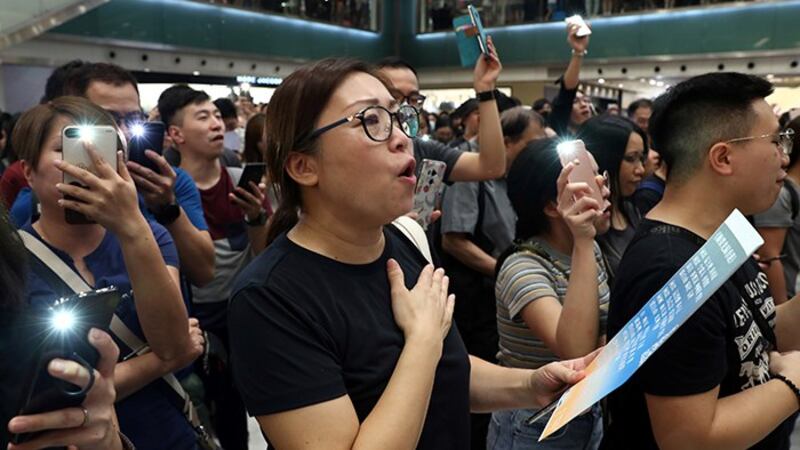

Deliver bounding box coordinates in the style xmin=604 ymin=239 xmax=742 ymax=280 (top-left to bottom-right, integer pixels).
xmin=51 ymin=309 xmax=77 ymax=333
xmin=78 ymin=126 xmax=96 ymax=143
xmin=130 ymin=123 xmax=146 ymax=138
xmin=556 ymin=140 xmax=583 ymax=159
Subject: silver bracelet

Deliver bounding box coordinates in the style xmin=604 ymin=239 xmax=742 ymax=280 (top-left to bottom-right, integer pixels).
xmin=571 ymin=49 xmax=588 ymax=57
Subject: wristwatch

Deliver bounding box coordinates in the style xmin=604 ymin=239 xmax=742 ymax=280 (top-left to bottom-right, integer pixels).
xmin=476 ymin=90 xmax=495 ymax=102
xmin=151 ymin=203 xmax=181 ymax=226
xmin=245 ymin=210 xmax=268 ymax=227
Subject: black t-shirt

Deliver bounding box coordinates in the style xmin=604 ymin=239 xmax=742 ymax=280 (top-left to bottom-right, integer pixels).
xmin=228 ymin=226 xmax=471 ymax=449
xmin=0 ymin=309 xmax=34 ymax=448
xmin=602 ymin=219 xmax=793 ymax=450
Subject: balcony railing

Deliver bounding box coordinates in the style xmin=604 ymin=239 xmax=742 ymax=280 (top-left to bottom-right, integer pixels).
xmin=197 ymin=0 xmax=379 ymax=32
xmin=420 ymin=0 xmax=760 ymax=33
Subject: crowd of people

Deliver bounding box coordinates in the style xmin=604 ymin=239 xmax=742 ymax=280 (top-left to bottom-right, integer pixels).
xmin=1 ymin=13 xmax=800 ymax=450
xmin=424 ymin=0 xmax=759 ymax=31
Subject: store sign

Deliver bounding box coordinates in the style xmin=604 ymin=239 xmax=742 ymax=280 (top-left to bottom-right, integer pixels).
xmin=236 ymin=75 xmax=283 ymax=86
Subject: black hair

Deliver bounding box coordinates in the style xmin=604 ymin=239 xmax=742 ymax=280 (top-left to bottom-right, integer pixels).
xmin=214 ymin=98 xmax=238 ymax=120
xmin=375 ymin=57 xmax=419 ymax=78
xmin=649 ymin=72 xmax=774 ymax=184
xmin=0 ymin=113 xmax=20 ymax=163
xmin=578 ymin=115 xmax=648 ymax=223
xmin=626 ymin=98 xmax=653 ymax=118
xmin=501 ymin=107 xmax=545 ymax=142
xmin=157 ymin=84 xmax=211 ymax=127
xmin=0 ymin=203 xmax=27 ymax=314
xmin=506 ymin=138 xmax=563 ymax=240
xmin=532 ymin=98 xmax=551 ymax=111
xmin=495 ymin=91 xmax=522 ymax=114
xmin=62 ymin=62 xmax=140 ymax=98
xmin=41 ymin=60 xmax=88 ymax=103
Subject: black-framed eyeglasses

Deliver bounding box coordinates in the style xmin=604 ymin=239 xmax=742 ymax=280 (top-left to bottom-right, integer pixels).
xmin=389 ymin=88 xmax=427 ymax=110
xmin=308 ymin=104 xmax=420 ymax=143
xmin=105 ymin=110 xmax=147 ymax=129
xmin=725 ymin=128 xmax=795 ymax=156
xmin=622 ymin=152 xmax=646 ymax=165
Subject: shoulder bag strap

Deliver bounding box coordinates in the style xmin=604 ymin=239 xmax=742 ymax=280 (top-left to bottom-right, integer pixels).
xmin=392 ymin=215 xmax=433 ymax=264
xmin=18 ymin=230 xmax=209 ymax=441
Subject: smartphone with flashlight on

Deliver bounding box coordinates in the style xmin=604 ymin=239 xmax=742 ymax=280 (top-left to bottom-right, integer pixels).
xmin=62 ymin=125 xmax=119 ymax=225
xmin=128 ymin=121 xmax=165 ymax=174
xmin=557 ymin=140 xmax=605 ymax=208
xmin=12 ymin=287 xmax=121 ymax=444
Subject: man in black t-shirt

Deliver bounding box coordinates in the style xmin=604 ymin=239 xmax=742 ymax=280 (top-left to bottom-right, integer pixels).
xmin=376 ymin=57 xmax=507 ymax=183
xmin=602 ymin=72 xmax=800 ymax=450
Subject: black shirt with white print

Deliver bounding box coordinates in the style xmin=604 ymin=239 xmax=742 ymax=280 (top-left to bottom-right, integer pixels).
xmin=601 ymin=219 xmax=794 ymax=450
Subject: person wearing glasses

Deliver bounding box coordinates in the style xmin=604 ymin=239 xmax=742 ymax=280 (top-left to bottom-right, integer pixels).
xmin=228 ymin=58 xmax=599 ymax=450
xmin=578 ymin=115 xmax=648 ymax=281
xmin=490 ymin=137 xmax=611 ymax=450
xmin=8 ymin=62 xmax=215 ymax=288
xmin=376 ymin=39 xmax=506 ymax=184
xmin=157 ymin=84 xmax=269 ymax=450
xmin=752 ymin=118 xmax=800 ymax=305
xmin=602 ymin=73 xmax=800 ymax=450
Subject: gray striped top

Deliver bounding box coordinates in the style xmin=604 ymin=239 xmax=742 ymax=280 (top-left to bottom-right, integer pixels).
xmin=495 ymin=238 xmax=610 ymax=370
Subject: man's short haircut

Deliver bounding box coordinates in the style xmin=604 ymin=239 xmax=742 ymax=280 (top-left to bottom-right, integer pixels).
xmin=214 ymin=98 xmax=238 ymax=120
xmin=532 ymin=98 xmax=550 ymax=111
xmin=41 ymin=60 xmax=88 ymax=103
xmin=375 ymin=57 xmax=418 ymax=78
xmin=626 ymin=98 xmax=653 ymax=118
xmin=157 ymin=84 xmax=211 ymax=127
xmin=62 ymin=62 xmax=140 ymax=98
xmin=649 ymin=72 xmax=773 ymax=184
xmin=501 ymin=106 xmax=545 ymax=142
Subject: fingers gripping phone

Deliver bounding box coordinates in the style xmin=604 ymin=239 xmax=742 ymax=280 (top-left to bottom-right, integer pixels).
xmin=236 ymin=163 xmax=267 ymax=198
xmin=556 ymin=140 xmax=605 ymax=208
xmin=62 ymin=125 xmax=119 ymax=224
xmin=412 ymin=159 xmax=447 ymax=230
xmin=12 ymin=287 xmax=121 ymax=444
xmin=128 ymin=121 xmax=165 ymax=174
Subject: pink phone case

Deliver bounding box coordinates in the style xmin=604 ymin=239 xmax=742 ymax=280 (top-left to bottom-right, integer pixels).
xmin=557 ymin=140 xmax=604 ymax=207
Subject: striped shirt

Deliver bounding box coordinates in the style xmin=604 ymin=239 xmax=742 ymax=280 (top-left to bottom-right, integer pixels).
xmin=495 ymin=238 xmax=610 ymax=370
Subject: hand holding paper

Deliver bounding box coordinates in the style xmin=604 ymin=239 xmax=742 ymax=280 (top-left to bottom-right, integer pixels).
xmin=538 ymin=210 xmax=764 ymax=441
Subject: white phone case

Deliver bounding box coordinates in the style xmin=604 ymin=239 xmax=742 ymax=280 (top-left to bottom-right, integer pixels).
xmin=412 ymin=159 xmax=447 ymax=230
xmin=62 ymin=125 xmax=118 ymax=186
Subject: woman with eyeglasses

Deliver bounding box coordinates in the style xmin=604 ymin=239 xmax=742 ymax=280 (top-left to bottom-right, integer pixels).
xmin=578 ymin=115 xmax=648 ymax=280
xmin=227 ymin=58 xmax=598 ymax=450
xmin=489 ymin=138 xmax=611 ymax=450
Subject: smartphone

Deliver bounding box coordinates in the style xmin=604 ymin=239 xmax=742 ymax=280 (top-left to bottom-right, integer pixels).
xmin=566 ymin=15 xmax=592 ymax=37
xmin=236 ymin=163 xmax=266 ymax=197
xmin=62 ymin=125 xmax=119 ymax=224
xmin=526 ymin=397 xmax=561 ymax=425
xmin=128 ymin=121 xmax=165 ymax=174
xmin=467 ymin=5 xmax=488 ymax=55
xmin=556 ymin=140 xmax=605 ymax=208
xmin=412 ymin=159 xmax=447 ymax=230
xmin=12 ymin=287 xmax=121 ymax=444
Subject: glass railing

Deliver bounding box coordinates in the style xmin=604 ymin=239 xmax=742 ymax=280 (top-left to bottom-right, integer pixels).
xmin=420 ymin=0 xmax=760 ymax=33
xmin=197 ymin=0 xmax=380 ymax=32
